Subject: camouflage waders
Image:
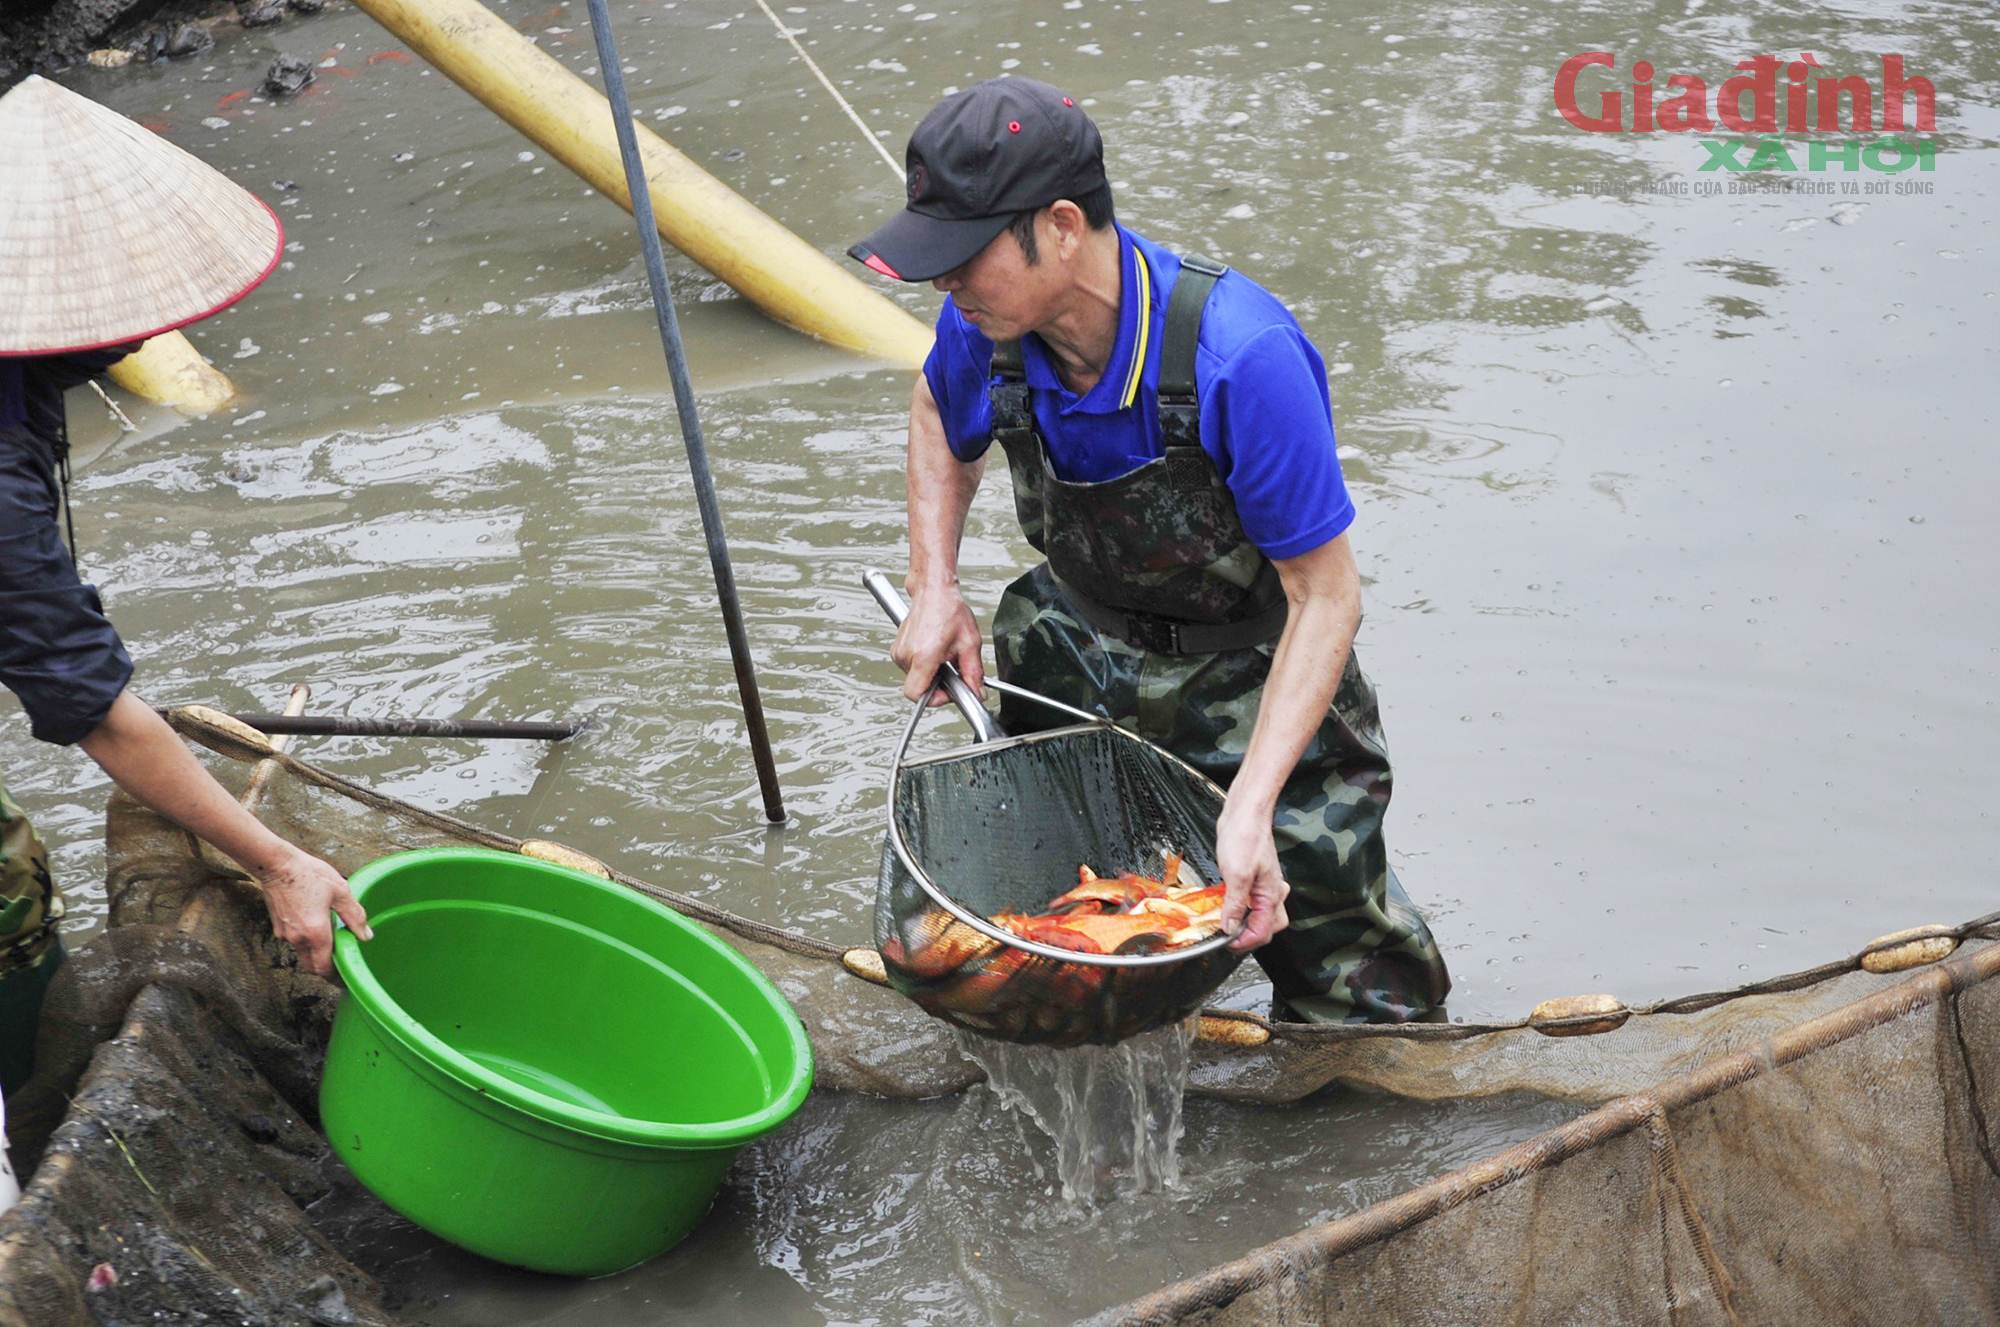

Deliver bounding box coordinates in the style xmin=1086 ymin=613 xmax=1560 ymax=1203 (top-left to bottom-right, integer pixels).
xmin=0 ymin=778 xmax=65 ymax=1093
xmin=986 ymin=255 xmax=1451 ymax=1023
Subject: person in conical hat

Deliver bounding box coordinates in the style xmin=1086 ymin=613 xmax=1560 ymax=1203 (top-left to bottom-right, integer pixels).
xmin=0 ymin=76 xmax=370 ymax=1095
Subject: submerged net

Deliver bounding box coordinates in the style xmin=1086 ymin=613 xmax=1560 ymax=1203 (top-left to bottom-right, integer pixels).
xmin=0 ymin=786 xmax=396 ymax=1326
xmin=2 ymin=707 xmax=1994 ymax=1325
xmin=1091 ymin=936 xmax=2000 ymax=1326
xmin=876 ymin=721 xmax=1243 ymax=1048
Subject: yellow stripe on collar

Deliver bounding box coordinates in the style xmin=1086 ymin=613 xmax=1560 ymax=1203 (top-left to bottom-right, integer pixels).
xmin=1118 ymin=251 xmax=1152 ymax=410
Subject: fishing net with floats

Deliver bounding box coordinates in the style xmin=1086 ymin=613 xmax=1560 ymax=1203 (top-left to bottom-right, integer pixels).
xmin=874 ymin=682 xmax=1243 ymax=1049
xmin=1090 ymin=929 xmax=2000 ymax=1326
xmin=4 ymin=706 xmax=1997 ymax=1325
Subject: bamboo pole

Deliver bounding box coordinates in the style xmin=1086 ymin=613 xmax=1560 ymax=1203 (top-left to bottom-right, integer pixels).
xmin=191 ymin=683 xmax=309 ymax=884
xmin=350 ymin=0 xmax=932 ymax=368
xmin=108 ymin=330 xmax=235 ymax=416
xmin=241 ymin=683 xmax=311 ymax=810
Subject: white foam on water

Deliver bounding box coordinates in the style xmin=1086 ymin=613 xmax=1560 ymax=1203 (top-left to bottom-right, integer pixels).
xmin=954 ymin=1018 xmax=1198 ymax=1205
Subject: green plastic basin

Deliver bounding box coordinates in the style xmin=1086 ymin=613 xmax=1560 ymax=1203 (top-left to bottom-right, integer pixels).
xmin=322 ymin=847 xmax=813 ymax=1276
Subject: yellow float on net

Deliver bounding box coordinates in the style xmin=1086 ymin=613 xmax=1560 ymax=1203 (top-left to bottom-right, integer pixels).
xmin=1529 ymin=993 xmax=1632 ymax=1037
xmin=842 ymin=947 xmax=891 ymax=986
xmin=519 ymin=840 xmax=614 ymax=880
xmin=1860 ymin=924 xmax=1958 ymax=974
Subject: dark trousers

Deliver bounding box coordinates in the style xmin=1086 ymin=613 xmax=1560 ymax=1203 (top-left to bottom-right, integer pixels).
xmin=0 ymin=934 xmax=63 ymax=1097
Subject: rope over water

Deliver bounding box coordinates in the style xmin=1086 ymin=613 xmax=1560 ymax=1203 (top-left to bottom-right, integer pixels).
xmin=751 ymin=0 xmax=905 ymax=184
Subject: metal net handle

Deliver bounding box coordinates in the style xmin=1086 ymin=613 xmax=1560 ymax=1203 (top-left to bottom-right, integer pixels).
xmin=883 ymin=680 xmax=1243 ymax=969
xmin=862 ymin=567 xmax=1004 ymax=742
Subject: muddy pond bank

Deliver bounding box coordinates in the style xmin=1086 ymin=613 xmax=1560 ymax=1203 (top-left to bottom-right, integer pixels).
xmin=0 ymin=0 xmax=323 ymax=80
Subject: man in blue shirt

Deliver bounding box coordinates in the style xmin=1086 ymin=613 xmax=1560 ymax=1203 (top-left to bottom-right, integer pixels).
xmin=852 ymin=78 xmax=1450 ymax=1022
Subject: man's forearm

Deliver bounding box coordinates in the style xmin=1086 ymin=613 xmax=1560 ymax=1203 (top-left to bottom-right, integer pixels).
xmin=907 ymin=376 xmax=984 ymax=594
xmin=78 ymin=690 xmax=293 ymax=874
xmin=1211 ymin=540 xmax=1359 ymax=949
xmin=1231 ymin=539 xmax=1362 ymax=816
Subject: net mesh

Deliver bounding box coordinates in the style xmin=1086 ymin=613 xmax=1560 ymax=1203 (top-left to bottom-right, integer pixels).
xmin=1089 ymin=939 xmax=2000 ymax=1326
xmin=0 ymin=788 xmax=395 ymax=1327
xmin=875 ymin=724 xmax=1243 ymax=1048
xmin=1 ymin=708 xmax=1994 ymax=1325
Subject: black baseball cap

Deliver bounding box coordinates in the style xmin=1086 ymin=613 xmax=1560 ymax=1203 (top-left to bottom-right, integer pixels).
xmin=849 ymin=78 xmax=1107 ymax=283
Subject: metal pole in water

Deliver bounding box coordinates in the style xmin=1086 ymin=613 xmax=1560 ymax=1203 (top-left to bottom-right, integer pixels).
xmin=580 ymin=0 xmax=786 ymax=823
xmin=217 ymin=714 xmax=586 ymax=741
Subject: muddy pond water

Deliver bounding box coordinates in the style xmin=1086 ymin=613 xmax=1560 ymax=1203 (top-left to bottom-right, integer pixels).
xmin=12 ymin=0 xmax=1998 ymax=1320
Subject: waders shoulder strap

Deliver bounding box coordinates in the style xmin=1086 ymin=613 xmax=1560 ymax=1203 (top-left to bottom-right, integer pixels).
xmin=1157 ymin=254 xmax=1228 ymax=494
xmin=1159 ymin=254 xmax=1227 ymax=400
xmin=988 ymin=338 xmax=1036 ymax=460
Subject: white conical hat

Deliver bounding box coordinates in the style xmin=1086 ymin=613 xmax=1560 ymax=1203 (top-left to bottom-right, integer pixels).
xmin=0 ymin=75 xmax=281 ymax=355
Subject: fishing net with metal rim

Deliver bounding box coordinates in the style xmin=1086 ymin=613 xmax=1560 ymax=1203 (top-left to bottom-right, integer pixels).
xmin=873 ymin=681 xmax=1244 ymax=1048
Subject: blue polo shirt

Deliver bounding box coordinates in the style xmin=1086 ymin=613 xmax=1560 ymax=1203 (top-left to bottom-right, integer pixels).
xmin=922 ymin=224 xmax=1354 ymax=561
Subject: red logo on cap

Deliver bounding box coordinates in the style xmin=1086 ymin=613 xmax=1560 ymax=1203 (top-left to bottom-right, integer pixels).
xmin=1008 ymin=121 xmax=1021 ymax=133
xmin=908 ymin=161 xmax=928 ymax=201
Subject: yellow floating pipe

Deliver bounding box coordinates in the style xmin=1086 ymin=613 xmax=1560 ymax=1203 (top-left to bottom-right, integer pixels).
xmin=351 ymin=0 xmax=931 ymax=369
xmin=108 ymin=330 xmax=236 ymax=416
